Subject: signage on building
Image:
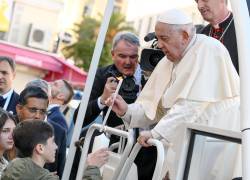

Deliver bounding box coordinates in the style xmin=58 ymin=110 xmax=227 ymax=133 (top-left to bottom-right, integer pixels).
xmin=0 ymin=0 xmax=13 ymax=32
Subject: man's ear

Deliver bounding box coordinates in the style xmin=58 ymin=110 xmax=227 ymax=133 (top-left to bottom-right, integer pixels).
xmin=111 ymin=50 xmax=115 ymax=58
xmin=57 ymin=93 xmax=65 ymax=102
xmin=34 ymin=144 xmax=44 ymax=155
xmin=13 ymin=71 xmax=16 ymax=79
xmin=182 ymin=30 xmax=190 ymax=41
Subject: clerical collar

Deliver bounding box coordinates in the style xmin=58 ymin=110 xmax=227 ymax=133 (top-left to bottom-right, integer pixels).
xmin=209 ymin=13 xmax=233 ymax=42
xmin=212 ymin=12 xmax=231 ymax=28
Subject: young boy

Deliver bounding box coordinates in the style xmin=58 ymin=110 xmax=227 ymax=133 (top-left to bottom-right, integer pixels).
xmin=2 ymin=120 xmax=59 ymax=180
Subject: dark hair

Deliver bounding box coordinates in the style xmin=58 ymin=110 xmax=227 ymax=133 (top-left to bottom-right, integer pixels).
xmin=0 ymin=108 xmax=17 ymax=130
xmin=0 ymin=56 xmax=16 ymax=72
xmin=13 ymin=120 xmax=54 ymax=157
xmin=18 ymin=86 xmax=48 ymax=105
xmin=62 ymin=80 xmax=74 ymax=105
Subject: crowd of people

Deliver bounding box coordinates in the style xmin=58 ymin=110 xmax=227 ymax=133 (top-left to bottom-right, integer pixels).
xmin=0 ymin=56 xmax=109 ymax=179
xmin=0 ymin=0 xmax=242 ymax=179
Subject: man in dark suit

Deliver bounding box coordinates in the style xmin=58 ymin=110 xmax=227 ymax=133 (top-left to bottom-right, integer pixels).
xmin=16 ymin=86 xmax=67 ymax=179
xmin=72 ymin=32 xmax=157 ymax=180
xmin=48 ymin=79 xmax=74 ymax=132
xmin=0 ymin=56 xmax=19 ymax=114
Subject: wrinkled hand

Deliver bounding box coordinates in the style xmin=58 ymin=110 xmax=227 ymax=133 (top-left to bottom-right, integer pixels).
xmin=105 ymin=94 xmax=128 ymax=117
xmin=100 ymin=77 xmax=118 ymax=105
xmin=87 ymin=148 xmax=109 ymax=167
xmin=137 ymin=131 xmax=153 ymax=147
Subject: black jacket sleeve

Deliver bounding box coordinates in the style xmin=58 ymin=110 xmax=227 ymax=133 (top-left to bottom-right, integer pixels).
xmin=73 ymin=67 xmax=107 ymax=127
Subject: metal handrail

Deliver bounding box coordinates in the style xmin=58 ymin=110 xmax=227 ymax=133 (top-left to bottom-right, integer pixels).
xmin=75 ymin=123 xmax=134 ymax=180
xmin=118 ymin=138 xmax=166 ymax=180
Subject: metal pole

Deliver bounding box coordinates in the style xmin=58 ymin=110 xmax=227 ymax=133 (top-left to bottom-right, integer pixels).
xmin=61 ymin=0 xmax=114 ymax=179
xmin=230 ymin=0 xmax=250 ymax=179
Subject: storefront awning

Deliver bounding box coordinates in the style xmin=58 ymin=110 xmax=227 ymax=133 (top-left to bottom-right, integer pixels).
xmin=0 ymin=41 xmax=87 ymax=87
xmin=44 ymin=57 xmax=87 ymax=87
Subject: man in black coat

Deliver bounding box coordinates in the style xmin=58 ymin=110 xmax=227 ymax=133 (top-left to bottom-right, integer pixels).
xmin=0 ymin=56 xmax=19 ymax=114
xmin=195 ymin=0 xmax=239 ymax=73
xmin=71 ymin=32 xmax=157 ymax=180
xmin=74 ymin=32 xmax=141 ymax=128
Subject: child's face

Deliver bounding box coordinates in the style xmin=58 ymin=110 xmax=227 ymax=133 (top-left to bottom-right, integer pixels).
xmin=42 ymin=136 xmax=57 ymax=163
xmin=0 ymin=119 xmax=15 ymax=151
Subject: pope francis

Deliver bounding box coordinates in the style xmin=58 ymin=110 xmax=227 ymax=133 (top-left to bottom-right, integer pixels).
xmin=106 ymin=9 xmax=240 ymax=179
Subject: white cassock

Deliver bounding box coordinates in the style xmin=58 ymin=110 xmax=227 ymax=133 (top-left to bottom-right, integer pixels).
xmin=121 ymin=34 xmax=240 ymax=179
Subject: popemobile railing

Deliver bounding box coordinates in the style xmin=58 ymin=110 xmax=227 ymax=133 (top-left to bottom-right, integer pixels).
xmin=118 ymin=138 xmax=166 ymax=180
xmin=75 ymin=123 xmax=135 ymax=180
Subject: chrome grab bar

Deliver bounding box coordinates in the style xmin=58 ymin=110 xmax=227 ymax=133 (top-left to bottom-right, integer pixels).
xmin=118 ymin=138 xmax=166 ymax=180
xmin=75 ymin=123 xmax=134 ymax=180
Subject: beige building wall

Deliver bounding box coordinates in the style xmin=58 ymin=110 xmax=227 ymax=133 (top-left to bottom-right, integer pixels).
xmin=8 ymin=0 xmax=63 ymax=51
xmin=90 ymin=0 xmax=107 ymax=19
xmin=114 ymin=0 xmax=128 ymax=15
xmin=13 ymin=64 xmax=46 ymax=93
xmin=59 ymin=0 xmax=87 ymax=31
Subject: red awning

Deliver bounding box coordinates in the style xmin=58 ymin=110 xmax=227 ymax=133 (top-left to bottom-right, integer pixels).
xmin=0 ymin=41 xmax=87 ymax=87
xmin=44 ymin=57 xmax=87 ymax=87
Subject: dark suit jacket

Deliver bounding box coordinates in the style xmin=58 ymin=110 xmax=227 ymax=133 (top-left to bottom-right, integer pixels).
xmin=48 ymin=106 xmax=68 ymax=132
xmin=6 ymin=91 xmax=19 ymax=115
xmin=45 ymin=120 xmax=67 ymax=179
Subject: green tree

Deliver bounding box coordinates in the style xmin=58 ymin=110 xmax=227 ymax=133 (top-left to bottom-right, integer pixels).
xmin=62 ymin=17 xmax=100 ymax=70
xmin=62 ymin=12 xmax=134 ymax=71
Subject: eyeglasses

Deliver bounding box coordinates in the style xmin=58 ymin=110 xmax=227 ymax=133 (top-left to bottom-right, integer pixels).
xmin=24 ymin=106 xmax=47 ymax=115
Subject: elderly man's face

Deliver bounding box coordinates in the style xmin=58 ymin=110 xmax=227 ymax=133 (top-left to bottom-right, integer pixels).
xmin=155 ymin=22 xmax=188 ymax=62
xmin=196 ymin=0 xmax=226 ymax=23
xmin=111 ymin=39 xmax=139 ymax=76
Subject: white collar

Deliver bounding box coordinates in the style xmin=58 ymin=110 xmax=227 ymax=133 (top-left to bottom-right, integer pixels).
xmin=133 ymin=64 xmax=142 ymax=87
xmin=48 ymin=104 xmax=60 ymax=111
xmin=1 ymin=89 xmax=14 ymax=99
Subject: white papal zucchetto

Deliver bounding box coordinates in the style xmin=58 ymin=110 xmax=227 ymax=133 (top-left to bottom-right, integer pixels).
xmin=157 ymin=9 xmax=193 ymax=25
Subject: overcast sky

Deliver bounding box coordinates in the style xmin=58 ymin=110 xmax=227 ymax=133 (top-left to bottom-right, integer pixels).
xmin=126 ymin=0 xmax=196 ymax=20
